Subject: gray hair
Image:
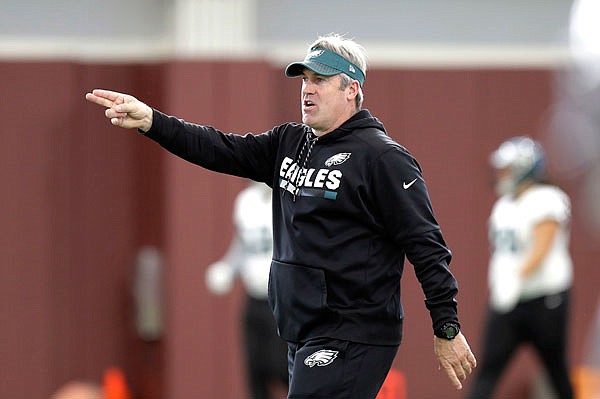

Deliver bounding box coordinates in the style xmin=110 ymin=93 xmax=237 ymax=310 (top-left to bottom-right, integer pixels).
xmin=308 ymin=33 xmax=368 ymax=109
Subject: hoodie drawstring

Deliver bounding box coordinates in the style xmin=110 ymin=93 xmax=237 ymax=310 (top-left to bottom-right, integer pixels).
xmin=292 ymin=132 xmax=319 ymax=202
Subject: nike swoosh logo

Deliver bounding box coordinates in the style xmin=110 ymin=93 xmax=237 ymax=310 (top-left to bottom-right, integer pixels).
xmin=403 ymin=178 xmax=417 ymax=189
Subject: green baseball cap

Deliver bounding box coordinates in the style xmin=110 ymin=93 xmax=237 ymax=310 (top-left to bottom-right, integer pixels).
xmin=285 ymin=47 xmax=366 ymax=87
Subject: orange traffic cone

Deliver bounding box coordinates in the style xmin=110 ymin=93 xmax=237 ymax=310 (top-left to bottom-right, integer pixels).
xmin=103 ymin=367 xmax=131 ymax=399
xmin=376 ymin=368 xmax=407 ymax=399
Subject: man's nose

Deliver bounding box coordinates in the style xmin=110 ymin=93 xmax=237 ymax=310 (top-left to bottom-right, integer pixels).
xmin=302 ymin=81 xmax=315 ymax=94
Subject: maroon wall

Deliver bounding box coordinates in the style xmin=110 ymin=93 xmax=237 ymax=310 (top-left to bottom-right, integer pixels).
xmin=0 ymin=61 xmax=166 ymax=399
xmin=1 ymin=59 xmax=597 ymax=399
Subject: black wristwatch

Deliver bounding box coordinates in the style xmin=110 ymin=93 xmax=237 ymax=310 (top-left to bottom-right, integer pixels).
xmin=435 ymin=322 xmax=460 ymax=340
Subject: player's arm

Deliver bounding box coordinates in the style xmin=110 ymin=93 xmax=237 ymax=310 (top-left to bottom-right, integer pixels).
xmin=85 ymin=89 xmax=153 ymax=132
xmin=519 ymin=219 xmax=559 ymax=278
xmin=205 ymin=236 xmax=244 ymax=296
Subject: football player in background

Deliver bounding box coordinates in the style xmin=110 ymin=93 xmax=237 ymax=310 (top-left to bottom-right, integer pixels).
xmin=468 ymin=136 xmax=574 ymax=399
xmin=206 ymin=181 xmax=288 ymax=399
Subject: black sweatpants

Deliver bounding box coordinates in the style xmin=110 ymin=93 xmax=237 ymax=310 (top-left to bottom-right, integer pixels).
xmin=468 ymin=290 xmax=573 ymax=399
xmin=286 ymin=338 xmax=398 ymax=399
xmin=244 ymin=297 xmax=289 ymax=399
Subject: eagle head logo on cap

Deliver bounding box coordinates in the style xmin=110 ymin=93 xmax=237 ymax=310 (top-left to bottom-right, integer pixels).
xmin=306 ymin=49 xmax=324 ymax=60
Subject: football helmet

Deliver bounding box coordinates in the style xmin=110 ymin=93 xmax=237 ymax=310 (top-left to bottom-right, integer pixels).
xmin=490 ymin=136 xmax=546 ymax=195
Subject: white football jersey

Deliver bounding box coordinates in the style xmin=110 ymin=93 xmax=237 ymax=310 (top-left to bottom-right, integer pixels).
xmin=488 ymin=184 xmax=573 ymax=312
xmin=205 ymin=183 xmax=273 ymax=299
xmin=232 ymin=182 xmax=273 ymax=299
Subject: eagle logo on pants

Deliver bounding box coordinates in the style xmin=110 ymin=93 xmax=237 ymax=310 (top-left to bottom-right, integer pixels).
xmin=304 ymin=349 xmax=339 ymax=367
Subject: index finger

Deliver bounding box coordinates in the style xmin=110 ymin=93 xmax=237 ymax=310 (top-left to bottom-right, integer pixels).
xmin=448 ymin=370 xmax=463 ymax=390
xmin=92 ymin=89 xmax=126 ymax=101
xmin=440 ymin=361 xmax=463 ymax=390
xmin=84 ymin=89 xmax=127 ymax=108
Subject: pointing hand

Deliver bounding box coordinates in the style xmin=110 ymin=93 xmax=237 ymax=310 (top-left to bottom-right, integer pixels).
xmin=85 ymin=89 xmax=153 ymax=132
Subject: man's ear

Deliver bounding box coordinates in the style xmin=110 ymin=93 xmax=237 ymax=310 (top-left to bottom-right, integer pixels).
xmin=346 ymin=80 xmax=360 ymax=100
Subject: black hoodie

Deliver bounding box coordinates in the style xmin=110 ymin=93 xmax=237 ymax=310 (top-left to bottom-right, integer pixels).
xmin=146 ymin=109 xmax=459 ymax=345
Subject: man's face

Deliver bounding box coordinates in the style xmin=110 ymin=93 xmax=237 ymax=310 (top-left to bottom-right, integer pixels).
xmin=300 ymin=69 xmax=357 ymax=136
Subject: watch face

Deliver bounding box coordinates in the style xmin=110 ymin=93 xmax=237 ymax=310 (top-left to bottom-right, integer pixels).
xmin=445 ymin=325 xmax=458 ymax=338
xmin=436 ymin=323 xmax=460 ymax=339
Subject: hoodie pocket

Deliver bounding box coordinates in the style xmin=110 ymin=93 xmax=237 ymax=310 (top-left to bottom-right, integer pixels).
xmin=268 ymin=260 xmax=331 ymax=341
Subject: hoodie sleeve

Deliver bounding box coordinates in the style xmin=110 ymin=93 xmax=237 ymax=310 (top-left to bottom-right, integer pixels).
xmin=372 ymin=147 xmax=459 ymax=331
xmin=143 ymin=109 xmax=278 ymax=184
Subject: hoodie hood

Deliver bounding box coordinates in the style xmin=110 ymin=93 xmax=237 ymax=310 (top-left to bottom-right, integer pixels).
xmin=316 ymin=109 xmax=387 ymax=142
